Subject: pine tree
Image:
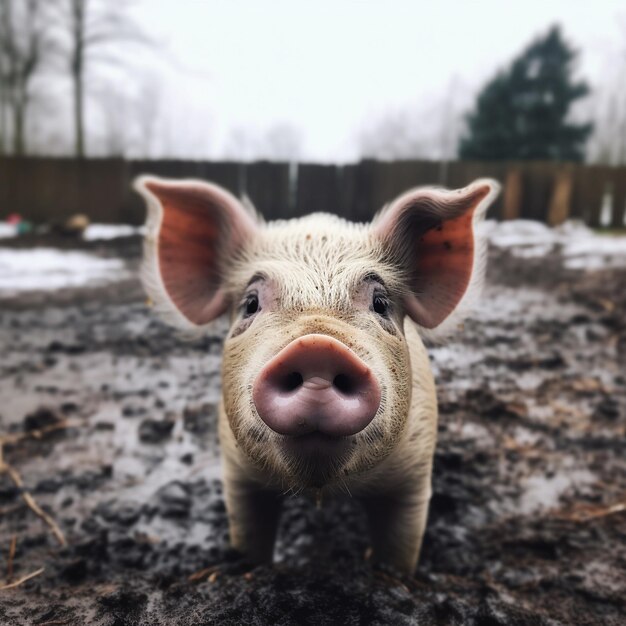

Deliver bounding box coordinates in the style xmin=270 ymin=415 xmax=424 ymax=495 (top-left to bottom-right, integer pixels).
xmin=459 ymin=26 xmax=593 ymax=161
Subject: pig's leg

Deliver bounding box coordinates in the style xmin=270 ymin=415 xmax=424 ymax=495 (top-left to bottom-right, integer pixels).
xmin=362 ymin=485 xmax=432 ymax=574
xmin=219 ymin=406 xmax=283 ymax=562
xmin=223 ymin=475 xmax=283 ymax=563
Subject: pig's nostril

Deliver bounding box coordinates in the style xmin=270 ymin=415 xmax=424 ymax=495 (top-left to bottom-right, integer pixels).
xmin=280 ymin=371 xmax=304 ymax=392
xmin=333 ymin=373 xmax=357 ymax=395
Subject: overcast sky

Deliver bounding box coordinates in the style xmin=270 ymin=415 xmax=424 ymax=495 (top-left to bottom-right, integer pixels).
xmin=120 ymin=0 xmax=626 ymax=162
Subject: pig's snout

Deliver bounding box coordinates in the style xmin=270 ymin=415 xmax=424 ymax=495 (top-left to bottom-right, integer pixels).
xmin=253 ymin=334 xmax=381 ymax=438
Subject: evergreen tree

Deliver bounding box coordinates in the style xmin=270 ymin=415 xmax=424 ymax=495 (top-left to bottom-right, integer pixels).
xmin=459 ymin=26 xmax=593 ymax=161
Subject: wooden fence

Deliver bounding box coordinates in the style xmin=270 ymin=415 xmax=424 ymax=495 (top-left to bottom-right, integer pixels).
xmin=1 ymin=157 xmax=625 ymax=227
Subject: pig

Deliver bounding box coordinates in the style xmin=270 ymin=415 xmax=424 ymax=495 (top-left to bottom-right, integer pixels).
xmin=135 ymin=175 xmax=499 ymax=574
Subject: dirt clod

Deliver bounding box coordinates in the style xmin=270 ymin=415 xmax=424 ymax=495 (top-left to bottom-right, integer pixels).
xmin=138 ymin=416 xmax=175 ymax=443
xmin=23 ymin=407 xmax=65 ymax=433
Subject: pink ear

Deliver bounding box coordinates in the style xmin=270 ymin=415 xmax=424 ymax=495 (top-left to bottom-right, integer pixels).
xmin=135 ymin=177 xmax=258 ymax=327
xmin=374 ymin=179 xmax=499 ymax=329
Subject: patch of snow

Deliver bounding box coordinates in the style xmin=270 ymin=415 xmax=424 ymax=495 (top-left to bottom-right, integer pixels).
xmin=429 ymin=344 xmax=484 ymax=376
xmin=563 ymin=235 xmax=626 ymax=257
xmin=554 ymin=220 xmax=592 ymax=238
xmin=519 ymin=468 xmax=596 ymax=514
xmin=510 ymin=243 xmax=554 ymax=258
xmin=483 ymin=219 xmax=626 ymax=269
xmin=561 ymin=224 xmax=626 ymax=269
xmin=1 ymin=222 xmax=143 ymax=240
xmin=83 ymin=224 xmax=144 ymax=241
xmin=0 ymin=223 xmax=18 ymax=239
xmin=482 ymin=219 xmax=555 ymax=253
xmin=0 ymin=248 xmax=129 ymax=296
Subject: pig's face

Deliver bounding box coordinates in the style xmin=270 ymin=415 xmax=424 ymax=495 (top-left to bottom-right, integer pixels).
xmin=220 ymin=217 xmax=411 ymax=487
xmin=136 ymin=177 xmax=498 ymax=489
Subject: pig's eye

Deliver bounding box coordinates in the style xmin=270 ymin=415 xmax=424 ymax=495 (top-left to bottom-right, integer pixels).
xmin=243 ymin=293 xmax=260 ymax=317
xmin=372 ymin=294 xmax=389 ymax=317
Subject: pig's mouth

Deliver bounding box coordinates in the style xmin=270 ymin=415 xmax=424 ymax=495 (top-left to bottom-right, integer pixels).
xmin=278 ymin=431 xmax=355 ymax=486
xmin=280 ymin=430 xmax=352 ymax=457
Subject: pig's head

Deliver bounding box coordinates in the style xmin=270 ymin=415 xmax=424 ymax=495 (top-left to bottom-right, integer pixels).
xmin=136 ymin=177 xmax=499 ymax=488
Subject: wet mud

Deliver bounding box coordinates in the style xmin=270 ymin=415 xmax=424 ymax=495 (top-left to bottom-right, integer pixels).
xmin=0 ymin=235 xmax=624 ymax=625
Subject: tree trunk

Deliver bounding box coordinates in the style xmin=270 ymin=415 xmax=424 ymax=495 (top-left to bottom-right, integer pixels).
xmin=0 ymin=91 xmax=6 ymax=155
xmin=12 ymin=99 xmax=25 ymax=155
xmin=71 ymin=0 xmax=86 ymax=158
xmin=73 ymin=61 xmax=84 ymax=157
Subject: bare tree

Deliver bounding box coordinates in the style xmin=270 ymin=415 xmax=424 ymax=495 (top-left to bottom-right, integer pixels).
xmin=0 ymin=0 xmax=52 ymax=155
xmin=587 ymin=38 xmax=626 ymax=166
xmin=223 ymin=123 xmax=303 ymax=162
xmin=358 ymin=92 xmax=467 ymax=163
xmin=68 ymin=0 xmax=86 ymax=158
xmin=258 ymin=123 xmax=303 ymax=161
xmin=222 ymin=126 xmax=258 ymax=161
xmin=0 ymin=23 xmax=6 ymax=153
xmin=359 ymin=110 xmax=430 ymax=161
xmin=97 ymin=85 xmax=130 ymax=156
xmin=580 ymin=14 xmax=626 ymax=165
xmin=132 ymin=74 xmax=161 ymax=157
xmin=589 ymin=82 xmax=626 ymax=165
xmin=57 ymin=0 xmax=148 ymax=158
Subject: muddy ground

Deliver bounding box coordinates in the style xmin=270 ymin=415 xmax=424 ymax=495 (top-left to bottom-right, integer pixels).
xmin=0 ymin=233 xmax=624 ymax=625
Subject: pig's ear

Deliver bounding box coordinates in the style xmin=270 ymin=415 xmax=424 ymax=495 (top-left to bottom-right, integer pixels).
xmin=374 ymin=179 xmax=500 ymax=334
xmin=134 ymin=176 xmax=259 ymax=330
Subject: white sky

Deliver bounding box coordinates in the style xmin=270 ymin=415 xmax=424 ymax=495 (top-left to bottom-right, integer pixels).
xmin=122 ymin=0 xmax=626 ymax=162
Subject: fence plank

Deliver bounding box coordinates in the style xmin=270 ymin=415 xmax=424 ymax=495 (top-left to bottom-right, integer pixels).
xmin=502 ymin=168 xmax=523 ymax=220
xmin=571 ymin=165 xmax=609 ymax=225
xmin=610 ymin=167 xmax=626 ymax=228
xmin=244 ymin=161 xmax=290 ymax=220
xmin=341 ymin=161 xmax=376 ymax=222
xmin=337 ymin=164 xmax=358 ymax=221
xmin=296 ymin=164 xmax=340 ymax=217
xmin=80 ymin=159 xmax=129 ymax=223
xmin=519 ymin=162 xmax=559 ymax=221
xmin=547 ymin=165 xmax=574 ymax=226
xmin=198 ymin=161 xmax=242 ymax=196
